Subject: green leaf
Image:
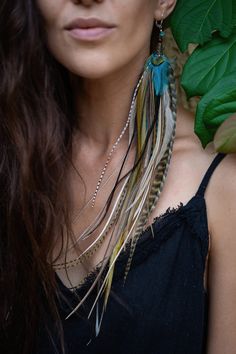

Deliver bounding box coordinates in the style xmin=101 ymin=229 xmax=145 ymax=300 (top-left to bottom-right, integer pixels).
xmin=195 ymin=72 xmax=236 ymax=147
xmin=181 ymin=28 xmax=236 ymax=98
xmin=214 ymin=114 xmax=236 ymax=152
xmin=171 ymin=0 xmax=234 ymax=52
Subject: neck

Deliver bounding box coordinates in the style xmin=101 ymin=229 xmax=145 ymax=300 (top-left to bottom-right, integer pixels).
xmin=70 ymin=52 xmax=149 ymax=152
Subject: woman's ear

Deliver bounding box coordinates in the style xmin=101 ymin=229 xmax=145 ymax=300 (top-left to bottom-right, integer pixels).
xmin=154 ymin=0 xmax=177 ymax=21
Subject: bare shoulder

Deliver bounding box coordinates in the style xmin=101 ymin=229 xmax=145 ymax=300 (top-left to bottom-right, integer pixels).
xmin=206 ymin=152 xmax=236 ymax=259
xmin=205 ymin=153 xmax=236 ymax=353
xmin=207 ymin=153 xmax=236 ymax=235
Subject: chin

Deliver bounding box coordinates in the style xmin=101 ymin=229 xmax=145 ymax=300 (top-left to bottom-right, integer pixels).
xmin=71 ymin=66 xmax=112 ymax=80
xmin=66 ymin=58 xmax=121 ymax=80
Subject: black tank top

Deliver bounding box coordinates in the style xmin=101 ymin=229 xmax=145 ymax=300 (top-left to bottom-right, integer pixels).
xmin=37 ymin=153 xmax=225 ymax=354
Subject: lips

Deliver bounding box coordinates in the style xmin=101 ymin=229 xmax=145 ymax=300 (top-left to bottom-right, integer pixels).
xmin=65 ymin=17 xmax=116 ymax=41
xmin=65 ymin=17 xmax=116 ymax=30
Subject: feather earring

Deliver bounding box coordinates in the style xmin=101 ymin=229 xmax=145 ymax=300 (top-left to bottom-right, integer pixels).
xmin=65 ymin=19 xmax=177 ymax=337
xmin=94 ymin=23 xmax=177 ymax=330
xmin=121 ymin=18 xmax=177 ymax=284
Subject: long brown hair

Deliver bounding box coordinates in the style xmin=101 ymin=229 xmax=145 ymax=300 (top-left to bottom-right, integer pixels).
xmin=0 ymin=1 xmax=75 ymax=353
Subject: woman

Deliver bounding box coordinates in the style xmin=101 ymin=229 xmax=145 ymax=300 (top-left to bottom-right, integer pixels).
xmin=1 ymin=0 xmax=236 ymax=353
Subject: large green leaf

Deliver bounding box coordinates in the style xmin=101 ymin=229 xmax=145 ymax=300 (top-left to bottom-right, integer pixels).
xmin=195 ymin=73 xmax=236 ymax=147
xmin=214 ymin=114 xmax=236 ymax=152
xmin=181 ymin=29 xmax=236 ymax=98
xmin=171 ymin=0 xmax=234 ymax=52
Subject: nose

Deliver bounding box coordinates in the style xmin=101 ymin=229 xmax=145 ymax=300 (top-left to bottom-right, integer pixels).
xmin=73 ymin=0 xmax=104 ymax=5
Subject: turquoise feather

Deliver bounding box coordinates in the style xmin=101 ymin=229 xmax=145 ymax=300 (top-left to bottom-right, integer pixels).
xmin=145 ymin=54 xmax=170 ymax=96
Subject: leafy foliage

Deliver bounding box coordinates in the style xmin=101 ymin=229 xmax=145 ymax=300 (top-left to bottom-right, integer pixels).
xmin=195 ymin=73 xmax=236 ymax=146
xmin=171 ymin=0 xmax=235 ymax=52
xmin=181 ymin=28 xmax=236 ymax=98
xmin=170 ymin=0 xmax=236 ymax=151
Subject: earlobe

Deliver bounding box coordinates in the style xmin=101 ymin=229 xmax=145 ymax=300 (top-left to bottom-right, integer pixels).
xmin=154 ymin=0 xmax=177 ymax=21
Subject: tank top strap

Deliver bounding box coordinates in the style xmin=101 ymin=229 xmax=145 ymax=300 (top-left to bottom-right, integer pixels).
xmin=196 ymin=153 xmax=226 ymax=197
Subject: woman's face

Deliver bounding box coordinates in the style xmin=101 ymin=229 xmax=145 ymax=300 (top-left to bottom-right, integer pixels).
xmin=36 ymin=0 xmax=166 ymax=79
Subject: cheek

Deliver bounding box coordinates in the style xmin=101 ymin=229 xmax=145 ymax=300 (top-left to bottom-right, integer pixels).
xmin=36 ymin=0 xmax=65 ymax=22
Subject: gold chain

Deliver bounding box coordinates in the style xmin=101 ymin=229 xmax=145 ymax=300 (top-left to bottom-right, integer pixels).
xmin=53 ymin=219 xmax=114 ymax=270
xmin=52 ymin=186 xmax=127 ymax=270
